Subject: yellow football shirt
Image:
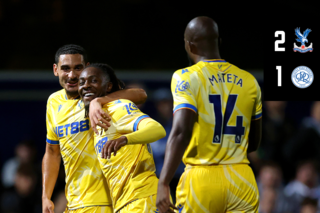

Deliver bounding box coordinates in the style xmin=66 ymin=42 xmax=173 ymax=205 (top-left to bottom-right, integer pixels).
xmin=94 ymin=99 xmax=158 ymax=212
xmin=171 ymin=59 xmax=262 ymax=166
xmin=46 ymin=89 xmax=111 ymax=209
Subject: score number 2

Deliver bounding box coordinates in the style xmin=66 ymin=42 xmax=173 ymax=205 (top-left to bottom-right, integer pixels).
xmin=275 ymin=31 xmax=285 ymax=51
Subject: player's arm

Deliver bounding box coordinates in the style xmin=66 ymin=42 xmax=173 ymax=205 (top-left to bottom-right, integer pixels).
xmin=157 ymin=109 xmax=195 ymax=213
xmin=157 ymin=70 xmax=197 ymax=213
xmin=42 ymin=143 xmax=61 ymax=213
xmin=247 ymin=118 xmax=262 ymax=153
xmin=101 ymin=117 xmax=166 ymax=159
xmin=90 ymin=88 xmax=147 ymax=134
xmin=248 ymin=78 xmax=262 ymax=153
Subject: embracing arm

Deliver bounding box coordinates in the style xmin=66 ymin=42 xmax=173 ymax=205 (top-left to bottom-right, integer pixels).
xmin=98 ymin=88 xmax=147 ymax=105
xmin=247 ymin=118 xmax=262 ymax=153
xmin=42 ymin=143 xmax=61 ymax=213
xmin=101 ymin=118 xmax=166 ymax=159
xmin=156 ymin=109 xmax=196 ymax=213
xmin=90 ymin=88 xmax=147 ymax=134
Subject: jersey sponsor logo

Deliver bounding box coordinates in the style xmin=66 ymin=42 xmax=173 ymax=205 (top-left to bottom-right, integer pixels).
xmin=291 ymin=66 xmax=313 ymax=88
xmin=175 ymin=80 xmax=190 ymax=93
xmin=294 ymin=28 xmax=313 ymax=53
xmin=208 ymin=73 xmax=243 ymax=87
xmin=95 ymin=136 xmax=108 ymax=154
xmin=123 ymin=102 xmax=139 ymax=114
xmin=55 ymin=119 xmax=89 ymax=138
xmin=114 ymin=99 xmax=122 ymax=104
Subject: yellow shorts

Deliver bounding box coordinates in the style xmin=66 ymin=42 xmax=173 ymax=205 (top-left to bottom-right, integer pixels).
xmin=64 ymin=205 xmax=113 ymax=213
xmin=176 ymin=164 xmax=259 ymax=213
xmin=117 ymin=194 xmax=158 ymax=213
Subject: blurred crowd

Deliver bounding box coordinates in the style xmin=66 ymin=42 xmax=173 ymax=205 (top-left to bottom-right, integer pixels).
xmin=1 ymin=86 xmax=320 ymax=213
xmin=251 ymin=101 xmax=320 ymax=213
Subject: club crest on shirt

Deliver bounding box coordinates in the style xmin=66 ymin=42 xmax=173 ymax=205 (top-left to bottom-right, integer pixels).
xmin=293 ymin=28 xmax=313 ymax=53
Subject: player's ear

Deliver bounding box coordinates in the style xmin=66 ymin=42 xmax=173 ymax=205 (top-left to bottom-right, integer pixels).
xmin=188 ymin=41 xmax=197 ymax=55
xmin=53 ymin=63 xmax=59 ymax=77
xmin=106 ymin=82 xmax=113 ymax=92
xmin=185 ymin=40 xmax=191 ymax=52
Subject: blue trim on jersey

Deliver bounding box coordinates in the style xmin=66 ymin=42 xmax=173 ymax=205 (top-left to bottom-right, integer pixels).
xmin=46 ymin=138 xmax=59 ymax=145
xmin=203 ymin=59 xmax=226 ymax=63
xmin=223 ymin=65 xmax=232 ymax=72
xmin=133 ymin=115 xmax=150 ymax=131
xmin=252 ymin=113 xmax=262 ymax=120
xmin=65 ymin=94 xmax=68 ymax=100
xmin=173 ymin=104 xmax=197 ymax=114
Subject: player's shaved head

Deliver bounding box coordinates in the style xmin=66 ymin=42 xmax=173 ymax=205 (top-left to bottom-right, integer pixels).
xmin=184 ymin=16 xmax=221 ymax=63
xmin=185 ymin=16 xmax=219 ymax=43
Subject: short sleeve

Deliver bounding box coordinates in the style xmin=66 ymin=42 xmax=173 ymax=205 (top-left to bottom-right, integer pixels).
xmin=107 ymin=100 xmax=150 ymax=134
xmin=46 ymin=100 xmax=59 ymax=145
xmin=252 ymin=79 xmax=262 ymax=120
xmin=171 ymin=70 xmax=199 ymax=114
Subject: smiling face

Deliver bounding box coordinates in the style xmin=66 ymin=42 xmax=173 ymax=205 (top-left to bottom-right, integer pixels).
xmin=53 ymin=54 xmax=87 ymax=99
xmin=79 ymin=66 xmax=112 ymax=108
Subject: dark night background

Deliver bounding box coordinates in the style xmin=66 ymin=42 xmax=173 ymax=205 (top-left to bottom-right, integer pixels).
xmin=0 ymin=1 xmax=264 ymax=70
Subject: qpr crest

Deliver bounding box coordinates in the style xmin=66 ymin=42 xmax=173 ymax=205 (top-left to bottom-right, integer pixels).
xmin=294 ymin=28 xmax=313 ymax=53
xmin=291 ymin=66 xmax=313 ymax=88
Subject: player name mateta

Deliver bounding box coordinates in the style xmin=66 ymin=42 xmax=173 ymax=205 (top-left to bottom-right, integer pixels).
xmin=208 ymin=73 xmax=243 ymax=87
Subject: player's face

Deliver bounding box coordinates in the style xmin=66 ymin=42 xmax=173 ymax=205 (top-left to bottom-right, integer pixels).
xmin=78 ymin=67 xmax=109 ymax=106
xmin=53 ymin=54 xmax=86 ymax=98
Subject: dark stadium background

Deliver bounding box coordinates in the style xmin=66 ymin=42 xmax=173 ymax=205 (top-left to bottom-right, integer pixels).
xmin=1 ymin=1 xmax=319 ymax=213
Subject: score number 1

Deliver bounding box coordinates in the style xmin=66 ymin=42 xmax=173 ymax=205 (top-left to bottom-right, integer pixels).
xmin=276 ymin=66 xmax=281 ymax=87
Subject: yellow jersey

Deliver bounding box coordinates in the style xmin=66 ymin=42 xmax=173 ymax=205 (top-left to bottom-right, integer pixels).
xmin=46 ymin=89 xmax=111 ymax=209
xmin=171 ymin=59 xmax=262 ymax=166
xmin=94 ymin=99 xmax=158 ymax=212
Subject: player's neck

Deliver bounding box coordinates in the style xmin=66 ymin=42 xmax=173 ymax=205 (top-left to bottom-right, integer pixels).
xmin=65 ymin=90 xmax=80 ymax=100
xmin=196 ymin=53 xmax=221 ymax=63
